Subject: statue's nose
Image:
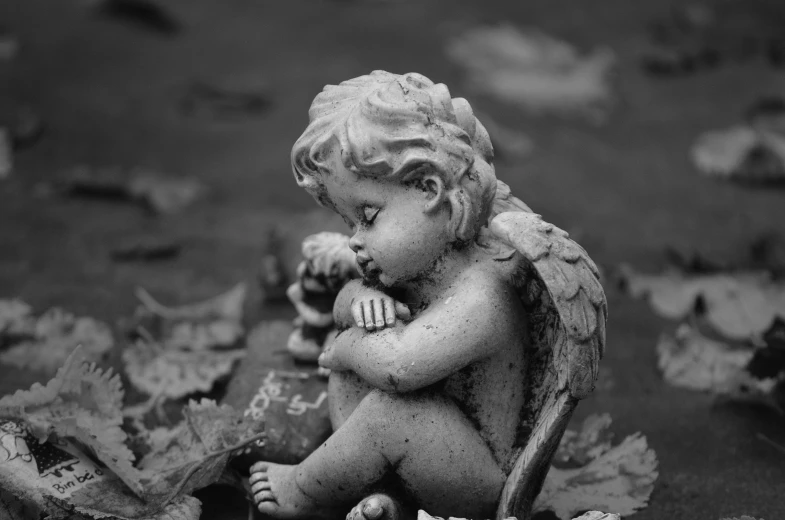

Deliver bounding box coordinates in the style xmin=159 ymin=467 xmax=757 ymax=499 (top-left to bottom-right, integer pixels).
xmin=348 ymin=234 xmax=362 ymax=253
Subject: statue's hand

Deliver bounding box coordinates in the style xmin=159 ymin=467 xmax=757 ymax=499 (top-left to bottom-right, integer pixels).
xmin=351 ymin=293 xmax=410 ymax=331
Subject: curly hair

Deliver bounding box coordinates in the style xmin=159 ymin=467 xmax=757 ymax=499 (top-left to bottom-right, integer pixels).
xmin=291 ymin=71 xmax=501 ymax=243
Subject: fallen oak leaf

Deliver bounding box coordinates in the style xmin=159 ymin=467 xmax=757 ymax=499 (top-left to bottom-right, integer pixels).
xmin=533 ymin=414 xmax=658 ymax=520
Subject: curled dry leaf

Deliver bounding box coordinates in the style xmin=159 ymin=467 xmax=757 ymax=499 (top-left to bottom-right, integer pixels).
xmin=657 ymin=324 xmax=779 ymax=403
xmin=446 ymin=24 xmax=615 ymax=121
xmin=0 ymin=346 xmax=139 ymax=494
xmin=0 ymin=349 xmax=262 ymax=520
xmin=135 ymin=283 xmax=247 ymax=323
xmin=534 ymin=414 xmax=658 ymax=520
xmin=0 ymin=305 xmax=114 ymax=373
xmin=571 ymin=513 xmax=620 ymax=520
xmin=619 ymin=264 xmax=785 ymax=340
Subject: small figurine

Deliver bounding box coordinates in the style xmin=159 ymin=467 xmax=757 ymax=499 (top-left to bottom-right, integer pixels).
xmin=249 ymin=71 xmax=607 ymax=520
xmin=286 ymin=232 xmax=359 ymax=363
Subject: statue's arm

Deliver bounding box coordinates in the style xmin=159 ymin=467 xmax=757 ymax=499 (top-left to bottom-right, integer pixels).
xmin=332 ymin=279 xmax=366 ymax=330
xmin=324 ymin=282 xmax=502 ymax=393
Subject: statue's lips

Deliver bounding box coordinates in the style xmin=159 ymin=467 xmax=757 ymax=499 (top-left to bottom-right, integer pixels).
xmin=356 ymin=256 xmax=379 ymax=276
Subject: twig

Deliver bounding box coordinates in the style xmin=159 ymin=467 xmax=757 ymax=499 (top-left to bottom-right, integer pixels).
xmin=757 ymin=432 xmax=785 ymax=456
xmin=159 ymin=432 xmax=266 ymax=509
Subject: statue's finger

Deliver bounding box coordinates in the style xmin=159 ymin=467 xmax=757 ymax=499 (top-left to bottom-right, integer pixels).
xmin=255 ymin=491 xmax=276 ymax=505
xmin=251 ymin=481 xmax=271 ymax=493
xmin=383 ymin=298 xmax=396 ymax=325
xmin=395 ymin=301 xmax=411 ymax=320
xmin=249 ymin=462 xmax=267 ymax=474
xmin=372 ymin=298 xmax=385 ymax=328
xmin=352 ymin=301 xmax=364 ymax=328
xmin=363 ymin=301 xmax=374 ymax=331
xmin=249 ymin=472 xmax=267 ymax=484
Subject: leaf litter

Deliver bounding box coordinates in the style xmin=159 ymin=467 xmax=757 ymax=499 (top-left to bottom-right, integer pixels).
xmin=0 ymin=347 xmax=264 ymax=520
xmin=59 ymin=165 xmax=206 ymax=215
xmin=619 ymin=263 xmax=785 ymax=340
xmin=446 ymin=24 xmax=615 ymax=122
xmin=122 ymin=284 xmax=248 ymax=413
xmin=533 ymin=413 xmax=658 ymax=520
xmin=0 ymin=301 xmax=113 ymax=373
xmin=691 ymin=97 xmax=785 ymax=185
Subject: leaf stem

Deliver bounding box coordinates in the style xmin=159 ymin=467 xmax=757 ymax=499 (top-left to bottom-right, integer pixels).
xmin=757 ymin=432 xmax=785 ymax=456
xmin=158 ymin=432 xmax=266 ymax=509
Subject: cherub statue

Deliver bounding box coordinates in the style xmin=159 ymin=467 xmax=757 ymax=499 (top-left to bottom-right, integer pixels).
xmin=249 ymin=71 xmax=607 ymax=520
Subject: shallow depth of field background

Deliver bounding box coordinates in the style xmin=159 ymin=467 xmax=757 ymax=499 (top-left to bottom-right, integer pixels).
xmin=1 ymin=1 xmax=785 ymax=519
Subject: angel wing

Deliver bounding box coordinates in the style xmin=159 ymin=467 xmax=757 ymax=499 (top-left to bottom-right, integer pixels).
xmin=489 ymin=211 xmax=607 ymax=520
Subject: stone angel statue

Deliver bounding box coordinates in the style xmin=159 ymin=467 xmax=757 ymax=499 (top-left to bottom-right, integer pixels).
xmin=247 ymin=71 xmax=607 ymax=520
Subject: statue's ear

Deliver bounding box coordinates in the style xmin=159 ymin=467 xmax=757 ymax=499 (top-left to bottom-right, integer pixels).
xmin=421 ymin=174 xmax=448 ymax=214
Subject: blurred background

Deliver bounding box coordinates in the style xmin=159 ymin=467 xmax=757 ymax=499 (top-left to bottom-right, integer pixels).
xmin=1 ymin=0 xmax=785 ymax=519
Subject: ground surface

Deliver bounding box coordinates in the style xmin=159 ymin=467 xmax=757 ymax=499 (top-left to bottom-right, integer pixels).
xmin=1 ymin=0 xmax=785 ymax=519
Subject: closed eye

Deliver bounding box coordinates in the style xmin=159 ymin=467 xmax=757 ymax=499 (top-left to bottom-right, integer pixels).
xmin=362 ymin=206 xmax=380 ymax=224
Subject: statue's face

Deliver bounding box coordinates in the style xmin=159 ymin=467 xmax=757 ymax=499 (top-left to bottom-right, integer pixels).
xmin=320 ymin=151 xmax=453 ymax=289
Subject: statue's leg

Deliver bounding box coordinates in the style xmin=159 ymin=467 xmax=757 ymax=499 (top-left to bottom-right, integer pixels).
xmin=327 ymin=370 xmax=374 ymax=429
xmin=250 ymin=389 xmax=504 ymax=520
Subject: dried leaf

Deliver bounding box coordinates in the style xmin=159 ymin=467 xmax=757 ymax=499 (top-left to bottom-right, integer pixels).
xmin=554 ymin=413 xmax=614 ymax=466
xmin=534 ymin=415 xmax=658 ymax=520
xmin=657 ymin=324 xmax=779 ymax=403
xmin=619 ymin=264 xmax=785 ymax=340
xmin=446 ymin=25 xmax=615 ymax=121
xmin=127 ymin=172 xmax=204 ymax=215
xmin=571 ymin=513 xmax=620 ymax=520
xmin=0 ymin=421 xmax=115 ymax=518
xmin=747 ymin=318 xmax=785 ymax=379
xmin=122 ymin=340 xmax=245 ymax=399
xmin=0 ymin=488 xmax=42 ymax=520
xmin=0 ymin=299 xmax=34 ymax=335
xmin=59 ymin=166 xmax=205 ymax=215
xmin=131 ymin=399 xmax=264 ymax=504
xmin=0 ymin=347 xmax=139 ymax=495
xmin=0 ymin=307 xmax=114 ymax=373
xmin=70 ymin=481 xmax=201 ymax=520
xmin=134 ymin=283 xmax=246 ymax=323
xmin=180 ymin=81 xmax=270 ymax=121
xmin=111 ymin=237 xmax=181 ymax=262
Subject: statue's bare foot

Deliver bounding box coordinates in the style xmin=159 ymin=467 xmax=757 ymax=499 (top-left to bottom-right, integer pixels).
xmin=249 ymin=462 xmax=319 ymax=519
xmin=346 ymin=494 xmax=403 ymax=520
